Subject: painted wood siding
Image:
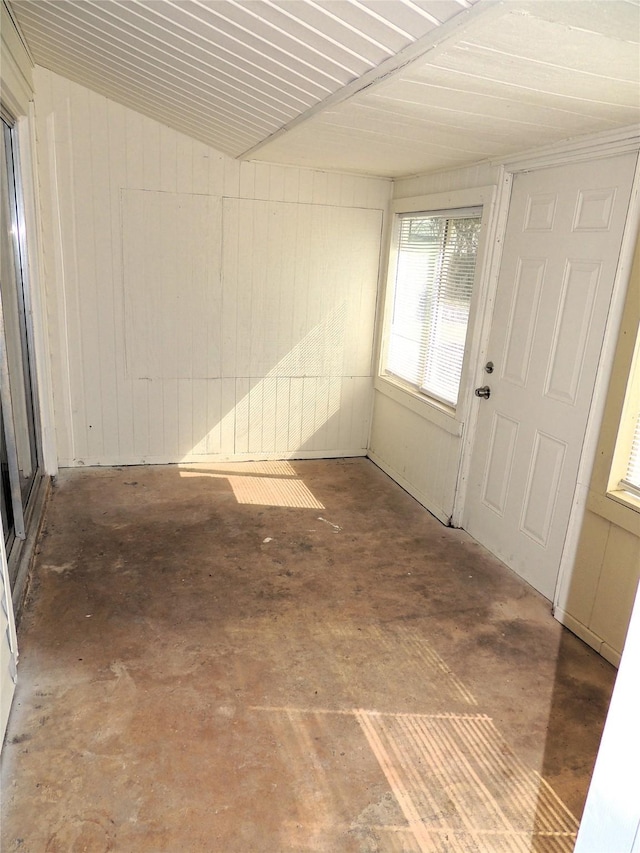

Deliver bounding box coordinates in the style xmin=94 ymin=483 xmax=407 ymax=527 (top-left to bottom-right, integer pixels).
xmin=34 ymin=67 xmax=390 ymax=467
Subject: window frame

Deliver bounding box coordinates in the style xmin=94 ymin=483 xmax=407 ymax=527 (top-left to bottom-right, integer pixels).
xmin=376 ymin=187 xmax=497 ymax=431
xmin=608 ymin=321 xmax=640 ymax=514
xmin=387 ymin=206 xmax=483 ymax=407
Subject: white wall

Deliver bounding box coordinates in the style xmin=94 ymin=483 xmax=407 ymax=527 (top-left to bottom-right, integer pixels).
xmin=369 ymin=163 xmax=501 ymax=523
xmin=34 ymin=67 xmax=391 ymax=467
xmin=393 ymin=163 xmax=502 ymax=201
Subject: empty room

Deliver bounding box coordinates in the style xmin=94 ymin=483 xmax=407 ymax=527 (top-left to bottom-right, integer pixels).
xmin=1 ymin=1 xmax=639 ymax=850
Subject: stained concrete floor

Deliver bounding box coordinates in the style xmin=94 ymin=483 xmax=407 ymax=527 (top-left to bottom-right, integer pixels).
xmin=1 ymin=458 xmax=615 ymax=852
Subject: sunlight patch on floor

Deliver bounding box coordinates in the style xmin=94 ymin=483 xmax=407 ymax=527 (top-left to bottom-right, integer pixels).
xmin=254 ymin=706 xmax=578 ymax=853
xmin=178 ymin=461 xmax=325 ymax=508
xmin=227 ymin=475 xmax=324 ymax=508
xmin=179 ymin=460 xmax=299 ymax=477
xmin=356 ymin=710 xmax=577 ymax=852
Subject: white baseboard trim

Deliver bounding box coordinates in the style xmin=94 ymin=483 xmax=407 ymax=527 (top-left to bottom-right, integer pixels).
xmin=57 ymin=449 xmax=369 ymax=468
xmin=554 ymin=608 xmax=604 ymax=653
xmin=600 ymin=643 xmax=622 ymax=669
xmin=554 ymin=607 xmax=621 ymax=668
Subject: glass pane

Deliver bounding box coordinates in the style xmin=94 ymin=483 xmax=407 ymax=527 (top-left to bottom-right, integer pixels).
xmin=387 ymin=217 xmax=445 ymax=387
xmin=0 ymin=404 xmax=15 ymax=546
xmin=387 ymin=210 xmax=481 ymax=407
xmin=421 ymin=217 xmax=480 ymax=405
xmin=1 ymin=120 xmax=39 ymax=529
xmin=621 ymin=412 xmax=640 ymax=494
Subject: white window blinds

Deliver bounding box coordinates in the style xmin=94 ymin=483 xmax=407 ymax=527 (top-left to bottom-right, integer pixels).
xmin=386 ymin=208 xmax=481 ymax=407
xmin=621 ymin=412 xmax=640 ymax=497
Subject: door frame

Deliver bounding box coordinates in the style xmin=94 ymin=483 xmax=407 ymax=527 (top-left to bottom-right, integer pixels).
xmin=450 ymin=166 xmax=512 ymax=527
xmin=0 ymin=108 xmax=55 ymax=616
xmin=452 ymin=126 xmax=640 ymax=613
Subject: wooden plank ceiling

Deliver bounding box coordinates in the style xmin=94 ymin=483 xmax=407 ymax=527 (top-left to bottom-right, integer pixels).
xmin=7 ymin=0 xmax=640 ymax=177
xmin=254 ymin=0 xmax=640 ymax=176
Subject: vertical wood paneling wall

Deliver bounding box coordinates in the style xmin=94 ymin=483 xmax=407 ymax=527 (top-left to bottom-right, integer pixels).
xmin=369 ymin=164 xmax=501 ymax=523
xmin=34 ymin=67 xmax=390 ymax=467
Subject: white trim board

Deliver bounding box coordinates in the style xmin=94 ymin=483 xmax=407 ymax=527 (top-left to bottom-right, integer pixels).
xmin=554 ymin=607 xmax=622 ymax=669
xmin=497 ymin=125 xmax=640 ymax=174
xmin=57 ymin=449 xmax=370 ymax=468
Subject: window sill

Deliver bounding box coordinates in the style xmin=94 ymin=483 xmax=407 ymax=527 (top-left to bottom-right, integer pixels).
xmin=586 ymin=488 xmax=640 ymax=536
xmin=374 ymin=375 xmax=463 ymax=437
xmin=607 ymin=488 xmax=640 ymax=513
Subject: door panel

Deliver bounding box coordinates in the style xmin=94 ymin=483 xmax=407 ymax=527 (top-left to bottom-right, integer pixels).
xmin=520 ymin=431 xmax=566 ymax=547
xmin=502 ymin=258 xmax=545 ymax=386
xmin=545 ymin=260 xmax=600 ymax=404
xmin=464 ymin=154 xmax=636 ymax=599
xmin=482 ymin=413 xmax=518 ymax=516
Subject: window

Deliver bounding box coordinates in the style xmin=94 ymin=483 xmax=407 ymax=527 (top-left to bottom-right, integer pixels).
xmin=621 ymin=412 xmax=640 ymax=497
xmin=385 ymin=207 xmax=482 ymax=407
xmin=616 ymin=327 xmax=640 ymax=501
xmin=609 ymin=295 xmax=640 ymax=510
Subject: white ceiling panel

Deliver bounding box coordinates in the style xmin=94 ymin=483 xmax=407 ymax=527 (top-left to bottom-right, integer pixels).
xmin=252 ymin=0 xmax=640 ymax=176
xmin=8 ymin=0 xmax=478 ymax=159
xmin=6 ymin=0 xmax=639 ymax=177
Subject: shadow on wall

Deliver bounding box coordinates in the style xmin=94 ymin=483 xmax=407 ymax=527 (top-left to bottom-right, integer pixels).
xmin=170 ymin=303 xmax=354 ymax=463
xmin=68 ymin=193 xmax=382 ymax=467
xmin=76 ymin=293 xmax=373 ymax=466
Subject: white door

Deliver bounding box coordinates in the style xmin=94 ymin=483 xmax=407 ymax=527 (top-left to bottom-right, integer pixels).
xmin=463 ymin=153 xmax=637 ymax=599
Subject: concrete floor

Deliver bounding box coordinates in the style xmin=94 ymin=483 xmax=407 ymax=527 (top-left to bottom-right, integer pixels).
xmin=1 ymin=458 xmax=615 ymax=852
